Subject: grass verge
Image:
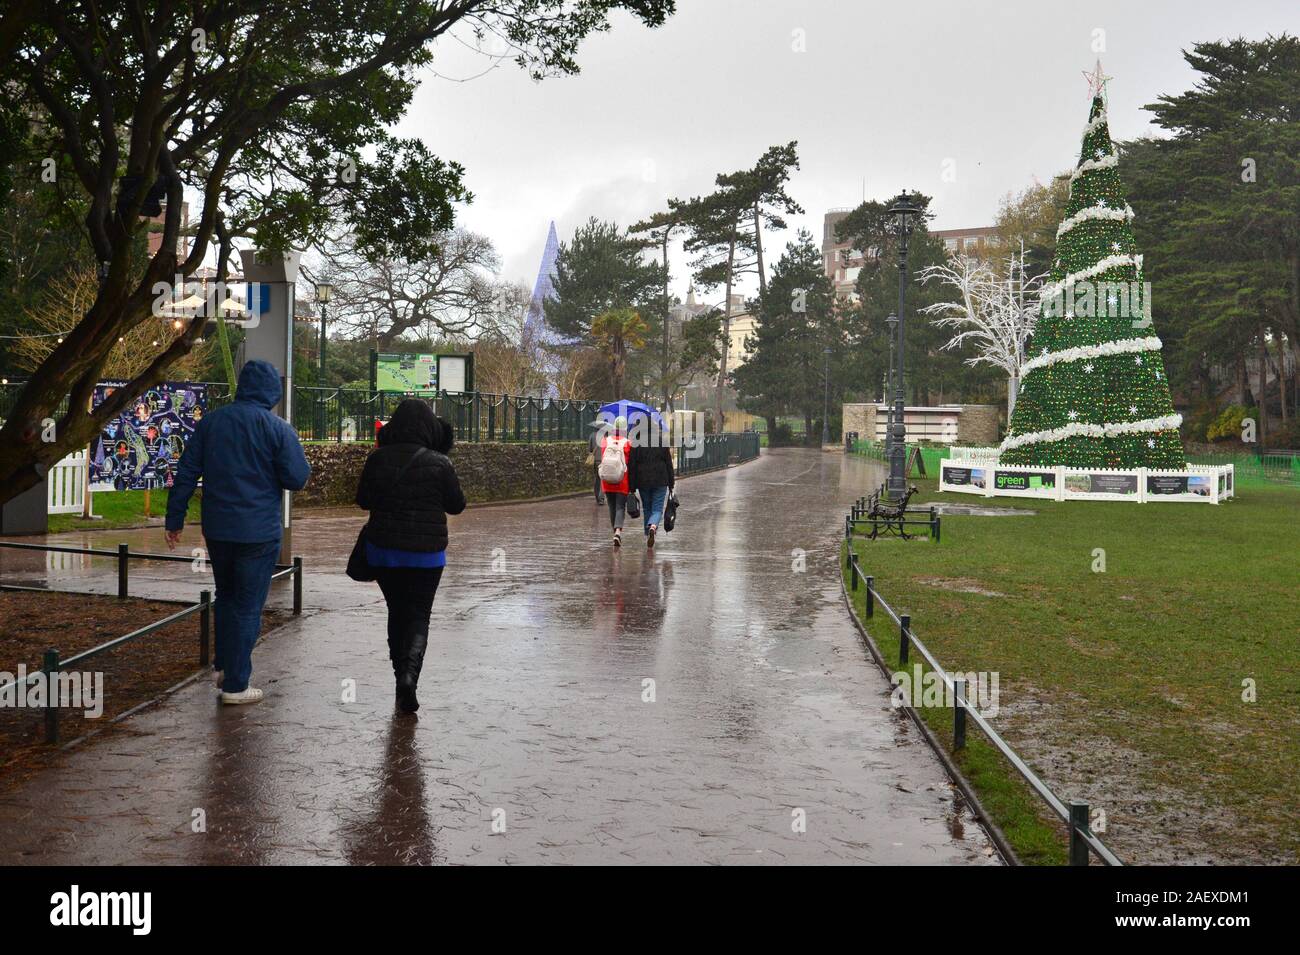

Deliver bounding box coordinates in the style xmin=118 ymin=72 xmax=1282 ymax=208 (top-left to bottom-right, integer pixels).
xmin=47 ymin=489 xmax=200 ymax=534
xmin=841 ymin=476 xmax=1300 ymax=865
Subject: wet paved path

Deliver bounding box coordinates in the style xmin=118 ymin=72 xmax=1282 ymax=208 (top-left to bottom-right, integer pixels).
xmin=0 ymin=449 xmax=996 ymax=864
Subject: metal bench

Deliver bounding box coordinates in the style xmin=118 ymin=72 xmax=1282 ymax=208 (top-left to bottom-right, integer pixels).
xmin=868 ymin=485 xmax=919 ymax=540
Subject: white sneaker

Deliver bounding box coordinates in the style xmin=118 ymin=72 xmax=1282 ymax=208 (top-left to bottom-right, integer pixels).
xmin=220 ymin=687 xmax=263 ymax=705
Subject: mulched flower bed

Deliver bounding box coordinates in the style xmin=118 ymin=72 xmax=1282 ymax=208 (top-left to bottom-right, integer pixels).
xmin=0 ymin=590 xmax=284 ymax=783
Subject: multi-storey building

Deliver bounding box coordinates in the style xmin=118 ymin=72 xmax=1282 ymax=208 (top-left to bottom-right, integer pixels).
xmin=821 ymin=209 xmax=998 ymax=298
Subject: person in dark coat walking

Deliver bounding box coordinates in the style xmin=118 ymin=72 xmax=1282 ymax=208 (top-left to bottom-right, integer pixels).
xmin=355 ymin=399 xmax=466 ymax=714
xmin=629 ymin=430 xmax=675 ymax=549
xmin=165 ymin=359 xmax=311 ymax=705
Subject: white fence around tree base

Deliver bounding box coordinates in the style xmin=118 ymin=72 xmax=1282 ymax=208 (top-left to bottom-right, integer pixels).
xmin=940 ymin=456 xmax=1235 ymax=504
xmin=47 ymin=450 xmax=94 ymax=516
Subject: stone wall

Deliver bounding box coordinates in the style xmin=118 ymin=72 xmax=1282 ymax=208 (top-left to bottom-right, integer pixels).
xmin=297 ymin=441 xmax=591 ymax=508
xmin=841 ymin=403 xmax=878 ymax=443
xmin=956 ymin=404 xmax=1000 ymax=446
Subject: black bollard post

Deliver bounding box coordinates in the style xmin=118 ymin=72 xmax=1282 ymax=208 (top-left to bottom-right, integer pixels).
xmin=899 ymin=614 xmax=910 ymax=667
xmin=199 ymin=590 xmax=211 ymax=667
xmin=1069 ymin=800 xmax=1091 ymax=866
xmin=953 ymin=677 xmax=967 ymax=750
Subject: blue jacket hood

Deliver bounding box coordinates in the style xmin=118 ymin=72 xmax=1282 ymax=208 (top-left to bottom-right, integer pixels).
xmin=236 ymin=359 xmax=282 ymax=408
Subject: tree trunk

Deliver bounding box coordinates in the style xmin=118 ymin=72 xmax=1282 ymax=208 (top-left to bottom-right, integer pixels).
xmin=661 ymin=230 xmax=671 ymax=410
xmin=1258 ymin=328 xmax=1269 ymax=445
xmin=1273 ymin=331 xmax=1289 ymax=423
xmin=715 ymin=222 xmax=737 ymax=430
xmin=753 ymin=203 xmax=766 ymax=303
xmin=1007 ymin=374 xmax=1018 ymax=419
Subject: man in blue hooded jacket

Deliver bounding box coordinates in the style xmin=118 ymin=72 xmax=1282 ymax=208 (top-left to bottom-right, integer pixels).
xmin=165 ymin=360 xmax=311 ymax=704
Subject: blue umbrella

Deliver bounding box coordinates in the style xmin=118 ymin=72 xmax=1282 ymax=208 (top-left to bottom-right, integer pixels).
xmin=597 ymin=399 xmax=666 ymax=432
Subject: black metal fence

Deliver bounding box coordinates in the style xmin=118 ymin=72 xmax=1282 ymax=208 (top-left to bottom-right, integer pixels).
xmin=290 ymin=387 xmax=603 ymax=443
xmin=843 ymin=543 xmax=1121 ymax=866
xmin=0 ymin=540 xmax=302 ymax=743
xmin=676 ymin=431 xmax=761 ymax=475
xmin=0 ymin=380 xmax=604 ymax=445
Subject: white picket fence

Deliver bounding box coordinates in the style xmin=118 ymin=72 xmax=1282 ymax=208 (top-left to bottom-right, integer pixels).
xmin=47 ymin=449 xmax=94 ymax=516
xmin=939 ymin=456 xmax=1235 ymax=504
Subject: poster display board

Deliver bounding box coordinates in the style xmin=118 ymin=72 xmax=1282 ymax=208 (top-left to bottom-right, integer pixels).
xmin=940 ymin=463 xmax=988 ymax=492
xmin=1062 ymin=471 xmax=1140 ymax=501
xmin=89 ymin=381 xmax=207 ymax=491
xmin=376 ymin=353 xmax=438 ymax=392
xmin=991 ymin=467 xmax=1058 ymax=499
xmin=1145 ymin=471 xmax=1214 ymax=501
xmin=372 ymin=351 xmax=474 ymax=393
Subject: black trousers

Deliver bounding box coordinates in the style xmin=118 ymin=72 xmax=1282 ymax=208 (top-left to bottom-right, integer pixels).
xmin=374 ymin=566 xmax=444 ymax=676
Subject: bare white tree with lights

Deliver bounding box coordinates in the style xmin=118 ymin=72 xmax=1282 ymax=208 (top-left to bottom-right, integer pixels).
xmin=920 ymin=250 xmax=1047 ymax=417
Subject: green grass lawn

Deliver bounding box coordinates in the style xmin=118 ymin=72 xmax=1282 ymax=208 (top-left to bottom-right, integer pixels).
xmin=48 ymin=489 xmax=200 ymax=534
xmin=843 ymin=479 xmax=1300 ymax=865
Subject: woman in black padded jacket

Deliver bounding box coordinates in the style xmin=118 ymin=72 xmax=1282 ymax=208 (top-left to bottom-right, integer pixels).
xmin=356 ymin=399 xmax=466 ymax=714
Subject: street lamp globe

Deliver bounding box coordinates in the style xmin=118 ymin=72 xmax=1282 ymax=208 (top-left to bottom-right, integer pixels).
xmin=314 ymin=282 xmax=334 ymax=304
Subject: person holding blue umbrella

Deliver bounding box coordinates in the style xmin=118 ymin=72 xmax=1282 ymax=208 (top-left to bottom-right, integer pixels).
xmin=629 ymin=421 xmax=675 ymax=549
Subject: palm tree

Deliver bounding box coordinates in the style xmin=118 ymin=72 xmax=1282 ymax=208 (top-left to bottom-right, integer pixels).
xmin=591 ymin=308 xmax=648 ymax=399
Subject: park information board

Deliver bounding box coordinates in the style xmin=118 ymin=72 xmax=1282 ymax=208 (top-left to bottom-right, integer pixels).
xmin=376 ymin=353 xmax=438 ymax=392
xmin=89 ymin=381 xmax=208 ymax=491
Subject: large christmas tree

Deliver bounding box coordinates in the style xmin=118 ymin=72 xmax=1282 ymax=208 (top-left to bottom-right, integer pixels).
xmin=1001 ymin=65 xmax=1185 ymax=469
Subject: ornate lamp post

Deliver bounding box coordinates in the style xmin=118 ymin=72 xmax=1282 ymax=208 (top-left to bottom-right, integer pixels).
xmin=314 ymin=282 xmax=333 ymax=439
xmin=884 ymin=312 xmax=897 ymax=458
xmin=886 ymin=190 xmax=921 ymax=496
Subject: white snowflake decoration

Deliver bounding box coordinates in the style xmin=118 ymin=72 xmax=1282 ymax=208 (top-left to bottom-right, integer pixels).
xmin=1129 ymin=404 xmax=1138 ymax=414
xmin=1135 ymin=355 xmax=1143 ymax=365
xmin=1068 ymin=410 xmax=1079 ymax=421
xmin=1083 ymin=362 xmax=1094 ymax=373
xmin=1111 ymin=241 xmax=1122 ymax=252
xmin=1147 ymin=438 xmax=1156 ymax=448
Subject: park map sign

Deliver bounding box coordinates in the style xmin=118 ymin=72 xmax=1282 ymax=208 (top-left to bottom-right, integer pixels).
xmin=89 ymin=381 xmax=208 ymax=491
xmin=375 ymin=353 xmax=438 ymax=392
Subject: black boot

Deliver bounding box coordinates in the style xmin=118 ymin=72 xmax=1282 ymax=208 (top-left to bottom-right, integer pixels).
xmin=388 ymin=634 xmax=404 ymax=702
xmin=396 ymin=629 xmax=428 ymax=714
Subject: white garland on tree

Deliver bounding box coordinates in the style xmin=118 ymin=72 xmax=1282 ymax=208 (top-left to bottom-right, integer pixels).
xmin=1000 ymin=413 xmax=1183 ymax=453
xmin=1069 ymin=151 xmax=1118 ymax=182
xmin=1041 ymin=252 xmax=1143 ymax=303
xmin=1018 ymin=335 xmax=1163 ymax=375
xmin=1081 ymin=107 xmax=1109 ymax=137
xmin=1056 ymin=202 xmax=1135 ymax=241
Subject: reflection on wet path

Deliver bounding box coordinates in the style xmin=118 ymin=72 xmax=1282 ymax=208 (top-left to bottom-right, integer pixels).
xmin=0 ymin=449 xmax=997 ymax=865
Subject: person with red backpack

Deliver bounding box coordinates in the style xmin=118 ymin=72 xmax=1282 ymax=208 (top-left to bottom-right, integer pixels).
xmin=597 ymin=415 xmax=633 ymax=547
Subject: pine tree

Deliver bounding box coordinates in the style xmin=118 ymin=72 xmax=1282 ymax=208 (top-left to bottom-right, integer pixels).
xmin=1001 ymin=68 xmax=1185 ymax=469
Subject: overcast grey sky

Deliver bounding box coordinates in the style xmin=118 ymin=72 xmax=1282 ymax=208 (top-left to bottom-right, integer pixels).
xmin=398 ymin=0 xmax=1297 ymax=300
